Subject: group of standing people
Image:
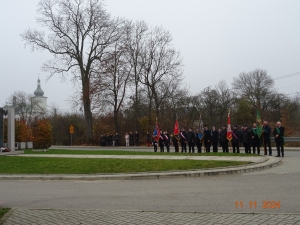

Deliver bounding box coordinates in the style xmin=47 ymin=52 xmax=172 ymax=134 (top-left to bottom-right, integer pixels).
xmin=100 ymin=133 xmax=120 ymax=147
xmin=151 ymin=121 xmax=285 ymax=157
xmin=124 ymin=131 xmax=140 ymax=147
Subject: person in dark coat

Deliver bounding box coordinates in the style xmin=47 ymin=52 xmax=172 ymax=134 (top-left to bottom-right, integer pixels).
xmin=187 ymin=128 xmax=195 ymax=153
xmin=262 ymin=121 xmax=272 ymax=156
xmin=195 ymin=129 xmax=203 ymax=153
xmin=211 ymin=125 xmax=219 ymax=152
xmin=180 ymin=128 xmax=187 ymax=153
xmin=129 ymin=132 xmax=134 ymax=146
xmin=115 ymin=132 xmax=120 ymax=147
xmin=172 ymin=133 xmax=179 ymax=153
xmin=159 ymin=131 xmax=165 ymax=152
xmin=152 ymin=136 xmax=158 ymax=152
xmin=135 ymin=131 xmax=140 ymax=146
xmin=164 ymin=131 xmax=170 ymax=152
xmin=232 ymin=125 xmax=241 ymax=153
xmin=108 ymin=134 xmax=113 ymax=146
xmin=146 ymin=132 xmax=151 ymax=147
xmin=251 ymin=123 xmax=261 ymax=154
xmin=220 ymin=125 xmax=228 ymax=152
xmin=203 ymin=125 xmax=211 ymax=152
xmin=241 ymin=125 xmax=251 ymax=154
xmin=273 ymin=121 xmax=285 ymax=157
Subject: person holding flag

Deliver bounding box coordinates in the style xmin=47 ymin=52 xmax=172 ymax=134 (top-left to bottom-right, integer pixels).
xmin=262 ymin=121 xmax=272 ymax=156
xmin=226 ymin=112 xmax=233 ymax=145
xmin=172 ymin=119 xmax=180 ymax=153
xmin=152 ymin=119 xmax=161 ymax=152
xmin=196 ymin=115 xmax=204 ymax=153
xmin=251 ymin=108 xmax=263 ymax=154
xmin=251 ymin=123 xmax=261 ymax=154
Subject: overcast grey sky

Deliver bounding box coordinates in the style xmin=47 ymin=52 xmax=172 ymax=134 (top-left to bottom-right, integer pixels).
xmin=1 ymin=0 xmax=299 ymax=112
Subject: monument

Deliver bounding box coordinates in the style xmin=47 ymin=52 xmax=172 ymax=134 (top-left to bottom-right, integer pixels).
xmin=0 ymin=108 xmax=7 ymax=148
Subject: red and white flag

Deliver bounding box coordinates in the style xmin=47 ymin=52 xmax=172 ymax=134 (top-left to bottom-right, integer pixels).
xmin=173 ymin=119 xmax=179 ymax=135
xmin=226 ymin=112 xmax=232 ymax=141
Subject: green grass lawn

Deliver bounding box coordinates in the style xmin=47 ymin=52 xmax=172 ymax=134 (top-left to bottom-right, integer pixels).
xmin=24 ymin=149 xmax=258 ymax=156
xmin=0 ymin=208 xmax=10 ymax=220
xmin=0 ymin=157 xmax=250 ymax=174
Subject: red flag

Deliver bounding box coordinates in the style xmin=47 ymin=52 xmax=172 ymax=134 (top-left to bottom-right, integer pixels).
xmin=227 ymin=112 xmax=232 ymax=141
xmin=173 ymin=119 xmax=179 ymax=135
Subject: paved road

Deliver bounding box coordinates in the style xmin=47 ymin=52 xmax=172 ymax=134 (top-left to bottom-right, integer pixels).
xmin=1 ymin=151 xmax=300 ymax=224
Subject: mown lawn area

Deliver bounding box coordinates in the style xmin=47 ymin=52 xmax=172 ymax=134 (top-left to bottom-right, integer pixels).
xmin=24 ymin=149 xmax=258 ymax=156
xmin=0 ymin=157 xmax=250 ymax=174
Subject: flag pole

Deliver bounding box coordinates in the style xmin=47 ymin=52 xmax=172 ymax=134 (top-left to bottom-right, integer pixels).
xmin=228 ymin=109 xmax=232 ymax=153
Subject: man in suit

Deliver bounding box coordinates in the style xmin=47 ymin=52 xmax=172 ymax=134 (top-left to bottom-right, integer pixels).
xmin=211 ymin=125 xmax=219 ymax=152
xmin=195 ymin=129 xmax=203 ymax=153
xmin=220 ymin=125 xmax=228 ymax=153
xmin=241 ymin=125 xmax=251 ymax=154
xmin=203 ymin=125 xmax=211 ymax=152
xmin=115 ymin=132 xmax=119 ymax=147
xmin=187 ymin=128 xmax=195 ymax=153
xmin=180 ymin=128 xmax=188 ymax=153
xmin=164 ymin=131 xmax=171 ymax=152
xmin=135 ymin=131 xmax=140 ymax=146
xmin=129 ymin=132 xmax=134 ymax=146
xmin=262 ymin=121 xmax=272 ymax=156
xmin=159 ymin=131 xmax=165 ymax=152
xmin=172 ymin=133 xmax=179 ymax=153
xmin=251 ymin=123 xmax=261 ymax=154
xmin=232 ymin=125 xmax=241 ymax=153
xmin=273 ymin=121 xmax=285 ymax=157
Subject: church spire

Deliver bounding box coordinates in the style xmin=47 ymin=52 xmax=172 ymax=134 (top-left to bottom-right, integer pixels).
xmin=34 ymin=77 xmax=44 ymax=97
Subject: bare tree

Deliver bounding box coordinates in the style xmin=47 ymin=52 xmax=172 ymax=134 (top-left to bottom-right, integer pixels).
xmin=125 ymin=21 xmax=149 ymax=129
xmin=21 ymin=0 xmax=123 ymax=143
xmin=91 ymin=24 xmax=132 ymax=132
xmin=6 ymin=91 xmax=45 ymax=124
xmin=139 ymin=26 xmax=183 ymax=118
xmin=232 ymin=69 xmax=274 ymax=109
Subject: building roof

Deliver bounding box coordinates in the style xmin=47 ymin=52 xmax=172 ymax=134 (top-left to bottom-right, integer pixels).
xmin=34 ymin=78 xmax=44 ymax=97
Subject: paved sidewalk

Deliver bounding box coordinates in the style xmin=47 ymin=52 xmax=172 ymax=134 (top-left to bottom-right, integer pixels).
xmin=2 ymin=209 xmax=300 ymax=225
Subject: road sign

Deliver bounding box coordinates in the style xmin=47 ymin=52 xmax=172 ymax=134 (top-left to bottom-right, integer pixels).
xmin=70 ymin=125 xmax=74 ymax=134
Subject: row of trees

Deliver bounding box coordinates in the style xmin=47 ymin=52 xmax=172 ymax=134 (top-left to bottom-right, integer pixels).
xmin=15 ymin=0 xmax=299 ymax=144
xmin=6 ymin=68 xmax=300 ymax=145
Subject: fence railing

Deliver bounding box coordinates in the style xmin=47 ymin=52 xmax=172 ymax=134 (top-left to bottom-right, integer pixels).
xmin=270 ymin=137 xmax=300 ymax=142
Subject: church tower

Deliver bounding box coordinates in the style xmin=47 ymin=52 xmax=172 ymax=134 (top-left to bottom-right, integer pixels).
xmin=33 ymin=78 xmax=47 ymax=112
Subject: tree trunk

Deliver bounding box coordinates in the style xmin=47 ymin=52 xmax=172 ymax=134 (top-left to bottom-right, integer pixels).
xmin=114 ymin=110 xmax=120 ymax=134
xmin=82 ymin=79 xmax=93 ymax=144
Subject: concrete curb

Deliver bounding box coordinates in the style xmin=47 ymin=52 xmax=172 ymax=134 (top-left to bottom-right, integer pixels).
xmin=0 ymin=156 xmax=282 ymax=181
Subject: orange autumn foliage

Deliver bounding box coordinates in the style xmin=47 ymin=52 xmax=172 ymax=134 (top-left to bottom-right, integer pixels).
xmin=32 ymin=118 xmax=52 ymax=149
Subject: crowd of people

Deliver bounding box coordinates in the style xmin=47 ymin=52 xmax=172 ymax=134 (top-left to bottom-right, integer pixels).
xmin=99 ymin=121 xmax=285 ymax=157
xmin=151 ymin=121 xmax=285 ymax=157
